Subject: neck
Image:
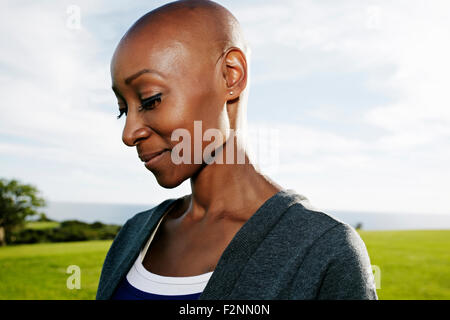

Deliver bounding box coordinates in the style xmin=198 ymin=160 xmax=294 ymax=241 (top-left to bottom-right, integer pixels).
xmin=186 ymin=130 xmax=282 ymax=223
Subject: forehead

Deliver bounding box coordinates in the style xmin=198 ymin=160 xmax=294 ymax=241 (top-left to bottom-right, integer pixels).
xmin=111 ymin=24 xmax=217 ymax=87
xmin=111 ymin=33 xmax=185 ymax=81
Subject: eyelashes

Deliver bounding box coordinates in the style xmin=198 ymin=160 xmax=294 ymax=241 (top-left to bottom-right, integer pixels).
xmin=139 ymin=93 xmax=162 ymax=111
xmin=117 ymin=93 xmax=162 ymax=119
xmin=117 ymin=109 xmax=126 ymax=119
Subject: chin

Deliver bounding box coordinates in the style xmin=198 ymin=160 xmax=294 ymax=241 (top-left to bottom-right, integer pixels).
xmin=157 ymin=178 xmax=183 ymax=189
xmin=153 ymin=170 xmax=185 ymax=189
xmin=152 ymin=164 xmax=201 ymax=189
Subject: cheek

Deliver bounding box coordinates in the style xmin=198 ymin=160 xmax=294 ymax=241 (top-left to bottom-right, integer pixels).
xmin=185 ymin=91 xmax=229 ymax=154
xmin=163 ymin=88 xmax=226 ymax=143
xmin=190 ymin=83 xmax=226 ymax=130
xmin=148 ymin=95 xmax=228 ymax=187
xmin=145 ymin=73 xmax=228 ymax=164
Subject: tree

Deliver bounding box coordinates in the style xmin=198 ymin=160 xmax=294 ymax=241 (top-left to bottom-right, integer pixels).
xmin=0 ymin=178 xmax=46 ymax=246
xmin=37 ymin=213 xmax=53 ymax=222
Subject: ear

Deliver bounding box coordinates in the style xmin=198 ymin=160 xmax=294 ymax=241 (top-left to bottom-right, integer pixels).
xmin=221 ymin=47 xmax=248 ymax=101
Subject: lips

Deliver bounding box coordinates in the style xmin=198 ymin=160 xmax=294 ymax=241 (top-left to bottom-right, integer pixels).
xmin=139 ymin=149 xmax=169 ymax=163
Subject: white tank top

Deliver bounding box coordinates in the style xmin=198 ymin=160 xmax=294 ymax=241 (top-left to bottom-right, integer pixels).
xmin=125 ymin=212 xmax=213 ymax=296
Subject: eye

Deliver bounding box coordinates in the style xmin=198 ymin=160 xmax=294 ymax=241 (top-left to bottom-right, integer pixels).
xmin=117 ymin=108 xmax=127 ymax=119
xmin=139 ymin=93 xmax=162 ymax=111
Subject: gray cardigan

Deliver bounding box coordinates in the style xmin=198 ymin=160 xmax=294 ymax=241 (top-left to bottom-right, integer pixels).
xmin=96 ymin=189 xmax=378 ymax=300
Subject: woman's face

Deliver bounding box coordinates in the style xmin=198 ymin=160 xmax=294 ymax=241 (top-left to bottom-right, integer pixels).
xmin=111 ymin=31 xmax=230 ymax=188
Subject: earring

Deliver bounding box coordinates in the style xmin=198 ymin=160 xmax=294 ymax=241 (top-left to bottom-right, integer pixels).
xmin=229 ymin=91 xmax=233 ymax=95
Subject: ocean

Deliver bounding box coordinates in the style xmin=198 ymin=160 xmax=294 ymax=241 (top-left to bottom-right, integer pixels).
xmin=43 ymin=201 xmax=450 ymax=231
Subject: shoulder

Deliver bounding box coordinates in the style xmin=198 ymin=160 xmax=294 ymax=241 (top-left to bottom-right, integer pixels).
xmin=283 ymin=195 xmax=370 ymax=261
xmin=96 ymin=197 xmax=179 ymax=299
xmin=308 ymin=221 xmax=378 ymax=299
xmin=267 ymin=190 xmax=370 ymax=266
xmin=280 ymin=191 xmax=377 ymax=299
xmin=101 ymin=197 xmax=180 ymax=268
xmin=274 ymin=191 xmax=350 ymax=246
xmin=282 ymin=193 xmax=369 ymax=262
xmin=116 ymin=197 xmax=177 ymax=241
xmin=100 ymin=199 xmax=168 ymax=260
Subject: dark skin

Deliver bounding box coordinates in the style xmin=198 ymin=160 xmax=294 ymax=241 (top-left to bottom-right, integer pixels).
xmin=111 ymin=0 xmax=283 ymax=276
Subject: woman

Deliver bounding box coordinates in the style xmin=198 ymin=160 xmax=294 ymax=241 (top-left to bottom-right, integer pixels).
xmin=96 ymin=0 xmax=377 ymax=300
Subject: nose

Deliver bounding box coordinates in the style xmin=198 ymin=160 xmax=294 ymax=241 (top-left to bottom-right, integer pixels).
xmin=122 ymin=114 xmax=151 ymax=147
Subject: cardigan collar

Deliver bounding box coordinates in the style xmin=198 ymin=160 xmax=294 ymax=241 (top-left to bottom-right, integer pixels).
xmin=102 ymin=188 xmax=302 ymax=299
xmin=99 ymin=198 xmax=177 ymax=300
xmin=200 ymin=188 xmax=301 ymax=299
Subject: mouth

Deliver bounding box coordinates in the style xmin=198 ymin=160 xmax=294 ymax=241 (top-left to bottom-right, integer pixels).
xmin=140 ymin=149 xmax=170 ymax=169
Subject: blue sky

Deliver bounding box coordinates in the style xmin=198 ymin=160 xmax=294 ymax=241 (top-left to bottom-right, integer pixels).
xmin=1 ymin=0 xmax=450 ymax=215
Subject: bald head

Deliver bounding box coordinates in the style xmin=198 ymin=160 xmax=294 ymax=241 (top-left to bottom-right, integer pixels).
xmin=122 ymin=0 xmax=250 ymax=61
xmin=111 ymin=0 xmax=251 ymax=106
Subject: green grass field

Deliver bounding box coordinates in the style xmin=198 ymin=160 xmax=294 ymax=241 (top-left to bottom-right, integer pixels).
xmin=0 ymin=240 xmax=110 ymax=300
xmin=0 ymin=230 xmax=449 ymax=300
xmin=359 ymin=230 xmax=450 ymax=299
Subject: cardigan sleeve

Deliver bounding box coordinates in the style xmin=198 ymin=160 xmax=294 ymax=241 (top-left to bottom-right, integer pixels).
xmin=290 ymin=223 xmax=378 ymax=300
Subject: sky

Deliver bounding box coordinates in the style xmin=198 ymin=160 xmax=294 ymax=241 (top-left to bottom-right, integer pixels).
xmin=1 ymin=0 xmax=449 ymax=215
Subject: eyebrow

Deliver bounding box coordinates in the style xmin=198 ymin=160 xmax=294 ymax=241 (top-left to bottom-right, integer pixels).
xmin=124 ymin=68 xmax=164 ymax=85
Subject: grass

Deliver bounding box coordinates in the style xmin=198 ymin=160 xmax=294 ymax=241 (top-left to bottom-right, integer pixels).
xmin=0 ymin=230 xmax=449 ymax=299
xmin=0 ymin=240 xmax=111 ymax=300
xmin=358 ymin=229 xmax=450 ymax=300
